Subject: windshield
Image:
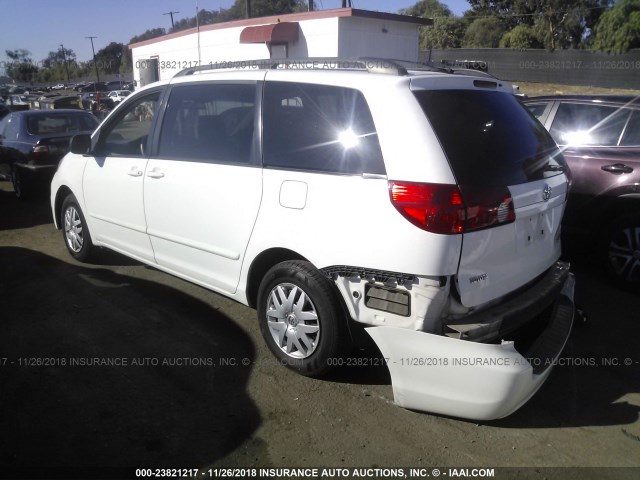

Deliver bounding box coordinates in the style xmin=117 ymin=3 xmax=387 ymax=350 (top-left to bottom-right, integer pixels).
xmin=414 ymin=89 xmax=566 ymax=186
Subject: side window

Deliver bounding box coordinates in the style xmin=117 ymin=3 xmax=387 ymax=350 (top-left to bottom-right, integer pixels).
xmin=3 ymin=116 xmax=20 ymax=141
xmin=549 ymin=103 xmax=630 ymax=146
xmin=0 ymin=116 xmax=10 ymax=138
xmin=157 ymin=83 xmax=255 ymax=164
xmin=525 ymin=102 xmax=549 ymax=121
xmin=263 ymin=82 xmax=385 ymax=175
xmin=97 ymin=92 xmax=160 ymax=156
xmin=620 ymin=110 xmax=640 ymax=146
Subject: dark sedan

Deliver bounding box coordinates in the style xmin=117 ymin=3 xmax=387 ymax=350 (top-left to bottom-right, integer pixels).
xmin=0 ymin=110 xmax=99 ymax=199
xmin=524 ymin=95 xmax=640 ymax=284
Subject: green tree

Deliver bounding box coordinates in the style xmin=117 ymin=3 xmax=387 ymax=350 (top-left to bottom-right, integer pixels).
xmin=168 ymin=0 xmax=307 ymax=33
xmin=5 ymin=49 xmax=38 ymax=83
xmin=129 ymin=28 xmax=167 ymax=45
xmin=591 ymin=0 xmax=640 ymax=52
xmin=500 ymin=24 xmax=543 ymax=49
xmin=95 ymin=42 xmax=126 ymax=74
xmin=401 ymin=0 xmax=466 ymax=49
xmin=170 ymin=8 xmax=223 ymax=32
xmin=466 ymin=0 xmax=608 ymax=50
xmin=463 ymin=17 xmax=507 ymax=47
xmin=42 ymin=47 xmax=76 ymax=69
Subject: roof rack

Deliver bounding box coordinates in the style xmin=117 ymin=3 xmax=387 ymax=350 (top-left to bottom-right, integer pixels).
xmin=173 ymin=57 xmax=411 ymax=77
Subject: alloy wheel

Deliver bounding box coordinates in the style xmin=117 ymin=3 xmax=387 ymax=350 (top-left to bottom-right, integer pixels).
xmin=608 ymin=225 xmax=640 ymax=282
xmin=265 ymin=283 xmax=320 ymax=359
xmin=64 ymin=206 xmax=84 ymax=253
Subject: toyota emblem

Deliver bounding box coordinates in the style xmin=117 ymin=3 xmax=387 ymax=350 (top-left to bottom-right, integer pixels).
xmin=542 ymin=184 xmax=552 ymax=201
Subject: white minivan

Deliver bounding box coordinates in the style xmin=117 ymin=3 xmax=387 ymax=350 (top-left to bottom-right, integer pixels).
xmin=51 ymin=59 xmax=575 ymax=420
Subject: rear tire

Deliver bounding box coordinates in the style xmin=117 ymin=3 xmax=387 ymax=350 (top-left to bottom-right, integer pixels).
xmin=11 ymin=166 xmax=32 ymax=200
xmin=257 ymin=261 xmax=349 ymax=377
xmin=61 ymin=194 xmax=94 ymax=262
xmin=602 ymin=214 xmax=640 ymax=285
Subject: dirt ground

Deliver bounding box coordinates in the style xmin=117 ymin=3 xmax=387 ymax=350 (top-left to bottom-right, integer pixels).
xmin=0 ymin=180 xmax=639 ymax=480
xmin=515 ymin=82 xmax=640 ymax=97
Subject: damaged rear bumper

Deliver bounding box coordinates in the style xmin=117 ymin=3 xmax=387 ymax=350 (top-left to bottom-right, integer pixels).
xmin=366 ymin=270 xmax=575 ymax=420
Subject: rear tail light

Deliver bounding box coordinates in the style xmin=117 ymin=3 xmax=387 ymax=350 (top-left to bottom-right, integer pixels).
xmin=389 ymin=181 xmax=515 ymax=234
xmin=31 ymin=145 xmax=50 ymax=164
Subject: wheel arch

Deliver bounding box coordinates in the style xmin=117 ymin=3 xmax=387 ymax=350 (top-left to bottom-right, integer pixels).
xmin=245 ymin=248 xmax=308 ymax=309
xmin=53 ymin=185 xmax=74 ymax=229
xmin=592 ymin=193 xmax=640 ymax=232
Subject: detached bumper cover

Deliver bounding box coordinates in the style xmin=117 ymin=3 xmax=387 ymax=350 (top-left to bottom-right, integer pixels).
xmin=366 ymin=271 xmax=575 ymax=420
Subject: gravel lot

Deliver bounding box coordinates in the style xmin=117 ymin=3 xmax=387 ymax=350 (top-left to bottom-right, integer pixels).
xmin=0 ymin=180 xmax=639 ymax=479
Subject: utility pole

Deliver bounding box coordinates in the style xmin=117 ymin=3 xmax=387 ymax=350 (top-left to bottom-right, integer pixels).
xmin=163 ymin=11 xmax=180 ymax=29
xmin=59 ymin=44 xmax=70 ymax=86
xmin=85 ymin=36 xmax=100 ymax=86
xmin=245 ymin=0 xmax=251 ymax=19
xmin=309 ymin=0 xmax=313 ymax=11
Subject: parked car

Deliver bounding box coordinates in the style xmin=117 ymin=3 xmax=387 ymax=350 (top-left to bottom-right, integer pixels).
xmin=40 ymin=95 xmax=82 ymax=110
xmin=105 ymin=80 xmax=126 ymax=91
xmin=524 ymin=95 xmax=640 ymax=283
xmin=78 ymin=82 xmax=108 ymax=93
xmin=0 ymin=109 xmax=99 ymax=198
xmin=28 ymin=93 xmax=60 ymax=110
xmin=0 ymin=104 xmax=10 ymax=120
xmin=107 ymin=90 xmax=131 ymax=104
xmin=9 ymin=86 xmax=28 ymax=94
xmin=6 ymin=94 xmax=30 ymax=111
xmin=51 ymin=84 xmax=66 ymax=90
xmin=79 ymin=92 xmax=114 ymax=111
xmin=51 ymin=59 xmax=575 ymax=420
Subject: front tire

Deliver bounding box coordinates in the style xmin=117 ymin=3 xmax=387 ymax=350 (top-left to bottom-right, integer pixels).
xmin=61 ymin=194 xmax=94 ymax=262
xmin=257 ymin=261 xmax=349 ymax=377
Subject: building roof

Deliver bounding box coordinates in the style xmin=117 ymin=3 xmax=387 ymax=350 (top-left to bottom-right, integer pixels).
xmin=129 ymin=7 xmax=432 ymax=50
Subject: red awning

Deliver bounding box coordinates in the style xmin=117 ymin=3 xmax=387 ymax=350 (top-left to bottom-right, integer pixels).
xmin=239 ymin=22 xmax=299 ymax=44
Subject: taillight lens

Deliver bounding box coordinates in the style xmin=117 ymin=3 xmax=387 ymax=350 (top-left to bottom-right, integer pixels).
xmin=389 ymin=181 xmax=515 ymax=234
xmin=389 ymin=182 xmax=465 ymax=234
xmin=460 ymin=184 xmax=515 ymax=232
xmin=31 ymin=145 xmax=50 ymax=164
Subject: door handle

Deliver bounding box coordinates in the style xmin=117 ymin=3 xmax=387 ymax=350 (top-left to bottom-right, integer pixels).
xmin=127 ymin=167 xmax=143 ymax=177
xmin=146 ymin=169 xmax=165 ymax=179
xmin=601 ymin=163 xmax=633 ymax=175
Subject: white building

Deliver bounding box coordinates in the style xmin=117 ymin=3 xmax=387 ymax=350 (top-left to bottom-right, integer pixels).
xmin=129 ymin=7 xmax=431 ymax=87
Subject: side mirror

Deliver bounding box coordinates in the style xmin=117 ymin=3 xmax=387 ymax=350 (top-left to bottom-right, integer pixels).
xmin=70 ymin=134 xmax=92 ymax=155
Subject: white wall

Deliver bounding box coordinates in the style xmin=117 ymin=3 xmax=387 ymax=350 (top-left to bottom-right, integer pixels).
xmin=131 ymin=15 xmax=420 ymax=85
xmin=338 ymin=17 xmax=420 ymax=62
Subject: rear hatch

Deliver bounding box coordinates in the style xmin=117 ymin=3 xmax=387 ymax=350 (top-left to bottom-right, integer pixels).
xmin=412 ymin=83 xmax=568 ymax=307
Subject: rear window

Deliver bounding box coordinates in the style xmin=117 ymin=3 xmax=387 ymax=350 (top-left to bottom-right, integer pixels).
xmin=414 ymin=90 xmax=565 ymax=186
xmin=26 ymin=113 xmax=98 ymax=135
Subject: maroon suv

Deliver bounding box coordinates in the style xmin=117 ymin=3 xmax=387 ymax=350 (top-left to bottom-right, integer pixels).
xmin=524 ymin=95 xmax=640 ymax=284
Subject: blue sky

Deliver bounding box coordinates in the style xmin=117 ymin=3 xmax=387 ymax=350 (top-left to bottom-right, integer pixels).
xmin=0 ymin=0 xmax=470 ymax=69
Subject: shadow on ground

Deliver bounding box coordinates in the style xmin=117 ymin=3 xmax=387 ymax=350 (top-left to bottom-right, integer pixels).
xmin=0 ymin=247 xmax=260 ymax=469
xmin=0 ymin=183 xmax=52 ymax=231
xmin=486 ymin=242 xmax=640 ymax=428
